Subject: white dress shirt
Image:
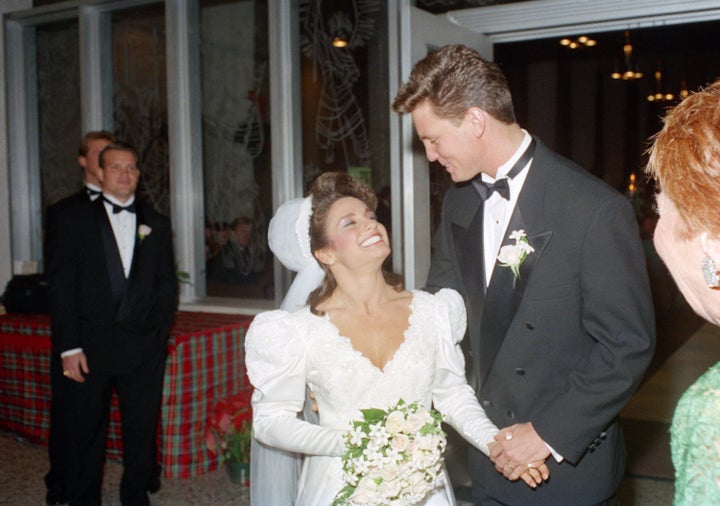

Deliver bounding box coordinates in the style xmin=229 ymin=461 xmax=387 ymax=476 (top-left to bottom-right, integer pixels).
xmin=86 ymin=182 xmax=102 ymax=201
xmin=482 ymin=131 xmax=532 ymax=285
xmin=102 ymin=194 xmax=137 ymax=278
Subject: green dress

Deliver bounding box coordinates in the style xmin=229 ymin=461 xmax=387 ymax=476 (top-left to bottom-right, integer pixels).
xmin=670 ymin=361 xmax=720 ymax=505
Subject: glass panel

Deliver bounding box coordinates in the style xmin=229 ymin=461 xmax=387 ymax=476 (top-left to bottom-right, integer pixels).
xmin=37 ymin=20 xmax=81 ymax=213
xmin=111 ymin=3 xmax=169 ymax=215
xmin=298 ymin=1 xmax=391 ymax=225
xmin=200 ymin=0 xmax=273 ymax=299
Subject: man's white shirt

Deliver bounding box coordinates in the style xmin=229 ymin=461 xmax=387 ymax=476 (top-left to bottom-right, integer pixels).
xmin=482 ymin=131 xmax=532 ymax=285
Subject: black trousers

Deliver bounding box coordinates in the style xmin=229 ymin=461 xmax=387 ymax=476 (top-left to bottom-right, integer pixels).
xmin=66 ymin=352 xmax=165 ymax=506
xmin=473 ymin=490 xmax=616 ymax=506
xmin=45 ymin=351 xmax=70 ymax=497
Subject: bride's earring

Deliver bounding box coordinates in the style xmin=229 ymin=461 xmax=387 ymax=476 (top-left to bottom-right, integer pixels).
xmin=701 ymin=255 xmax=720 ymax=289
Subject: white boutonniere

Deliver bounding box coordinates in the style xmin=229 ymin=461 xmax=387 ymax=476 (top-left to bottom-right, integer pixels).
xmin=497 ymin=229 xmax=534 ymax=283
xmin=138 ymin=224 xmax=152 ymax=242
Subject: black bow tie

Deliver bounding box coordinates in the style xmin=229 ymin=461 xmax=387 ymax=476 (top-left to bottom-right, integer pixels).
xmin=104 ymin=197 xmax=136 ymax=214
xmin=86 ymin=187 xmax=101 ymax=198
xmin=472 ymin=139 xmax=537 ymax=201
xmin=476 ymin=178 xmax=511 ymax=200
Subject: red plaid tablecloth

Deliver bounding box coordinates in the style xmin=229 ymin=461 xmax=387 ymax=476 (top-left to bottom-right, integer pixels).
xmin=0 ymin=311 xmax=254 ymax=478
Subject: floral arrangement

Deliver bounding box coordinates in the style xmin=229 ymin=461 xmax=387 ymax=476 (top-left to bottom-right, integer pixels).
xmin=204 ymin=389 xmax=253 ymax=464
xmin=497 ymin=229 xmax=534 ymax=283
xmin=332 ymin=399 xmax=447 ymax=506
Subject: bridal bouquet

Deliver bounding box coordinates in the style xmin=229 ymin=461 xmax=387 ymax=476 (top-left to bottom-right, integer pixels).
xmin=332 ymin=399 xmax=447 ymax=506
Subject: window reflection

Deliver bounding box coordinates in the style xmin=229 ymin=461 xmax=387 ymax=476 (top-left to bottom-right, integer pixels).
xmin=38 ymin=20 xmax=81 ymax=211
xmin=111 ymin=3 xmax=169 ymax=215
xmin=200 ymin=0 xmax=272 ymax=299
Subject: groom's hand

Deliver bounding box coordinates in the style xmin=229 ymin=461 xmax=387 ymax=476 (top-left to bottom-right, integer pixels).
xmin=490 ymin=422 xmax=551 ymax=477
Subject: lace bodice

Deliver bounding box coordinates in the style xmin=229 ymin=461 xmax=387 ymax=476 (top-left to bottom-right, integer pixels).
xmin=246 ymin=289 xmax=498 ymax=459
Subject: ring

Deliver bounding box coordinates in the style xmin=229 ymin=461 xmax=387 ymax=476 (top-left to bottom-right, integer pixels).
xmin=504 ymin=432 xmax=513 ymax=441
xmin=527 ymin=462 xmax=535 ymax=468
xmin=63 ymin=370 xmax=70 ymax=377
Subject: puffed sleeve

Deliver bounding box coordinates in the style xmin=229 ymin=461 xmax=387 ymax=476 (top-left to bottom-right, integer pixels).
xmin=245 ymin=310 xmax=345 ymax=457
xmin=430 ymin=289 xmax=500 ymax=456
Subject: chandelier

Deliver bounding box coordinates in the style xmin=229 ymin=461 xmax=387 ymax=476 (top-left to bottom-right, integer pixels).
xmin=647 ymin=62 xmax=673 ymax=102
xmin=559 ymin=35 xmax=596 ymax=50
xmin=611 ymin=31 xmax=643 ymax=81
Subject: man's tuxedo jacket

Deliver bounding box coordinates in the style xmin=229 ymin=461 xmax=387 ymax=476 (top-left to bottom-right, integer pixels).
xmin=427 ymin=137 xmax=655 ymax=504
xmin=46 ymin=196 xmax=177 ymax=375
xmin=45 ymin=188 xmax=91 ymax=265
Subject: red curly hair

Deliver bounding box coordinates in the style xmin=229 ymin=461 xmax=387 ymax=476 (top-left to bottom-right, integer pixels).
xmin=646 ymin=79 xmax=720 ymax=238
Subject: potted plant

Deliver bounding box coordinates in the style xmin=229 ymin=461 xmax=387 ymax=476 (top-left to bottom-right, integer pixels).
xmin=204 ymin=389 xmax=253 ymax=485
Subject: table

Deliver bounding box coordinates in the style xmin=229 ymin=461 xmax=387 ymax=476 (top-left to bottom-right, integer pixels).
xmin=0 ymin=311 xmax=253 ymax=478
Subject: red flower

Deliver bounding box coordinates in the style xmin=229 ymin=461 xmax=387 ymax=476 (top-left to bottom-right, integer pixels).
xmin=204 ymin=389 xmax=253 ymax=463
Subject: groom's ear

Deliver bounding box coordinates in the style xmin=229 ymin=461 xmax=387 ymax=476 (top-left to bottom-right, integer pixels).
xmin=466 ymin=107 xmax=486 ymax=139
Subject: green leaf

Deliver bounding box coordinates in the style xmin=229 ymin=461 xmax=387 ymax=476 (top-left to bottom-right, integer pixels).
xmin=360 ymin=407 xmax=387 ymax=423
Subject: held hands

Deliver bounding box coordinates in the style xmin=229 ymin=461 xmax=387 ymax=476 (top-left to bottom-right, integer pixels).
xmin=488 ymin=422 xmax=551 ymax=489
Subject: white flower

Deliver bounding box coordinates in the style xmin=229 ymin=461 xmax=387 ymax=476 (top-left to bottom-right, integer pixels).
xmin=403 ymin=413 xmax=426 ymax=434
xmin=497 ymin=229 xmax=534 ymax=282
xmin=349 ymin=426 xmax=367 ymax=446
xmin=138 ymin=224 xmax=152 ymax=241
xmin=385 ymin=411 xmax=406 ymax=434
xmin=390 ymin=433 xmax=410 ymax=452
xmin=381 ymin=478 xmax=402 ymax=498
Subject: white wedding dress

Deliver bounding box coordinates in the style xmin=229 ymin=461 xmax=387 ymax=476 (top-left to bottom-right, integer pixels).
xmin=245 ymin=289 xmax=498 ymax=505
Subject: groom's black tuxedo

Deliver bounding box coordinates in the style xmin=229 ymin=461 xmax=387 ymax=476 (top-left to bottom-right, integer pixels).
xmin=46 ymin=195 xmax=176 ymax=505
xmin=427 ymin=137 xmax=655 ymax=505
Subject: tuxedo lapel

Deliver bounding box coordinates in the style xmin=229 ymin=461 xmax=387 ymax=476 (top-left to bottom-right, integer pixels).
xmin=478 ymin=208 xmax=526 ymax=383
xmin=477 ymin=153 xmax=553 ymax=385
xmin=96 ymin=200 xmax=127 ymax=310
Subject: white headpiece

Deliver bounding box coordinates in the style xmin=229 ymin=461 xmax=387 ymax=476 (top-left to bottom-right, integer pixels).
xmin=268 ymin=196 xmax=326 ymax=311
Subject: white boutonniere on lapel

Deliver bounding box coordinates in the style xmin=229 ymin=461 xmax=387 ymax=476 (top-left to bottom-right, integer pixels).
xmin=497 ymin=229 xmax=534 ymax=284
xmin=138 ymin=224 xmax=152 ymax=242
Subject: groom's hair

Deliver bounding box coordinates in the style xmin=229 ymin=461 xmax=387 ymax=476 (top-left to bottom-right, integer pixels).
xmin=392 ymin=44 xmax=516 ymax=126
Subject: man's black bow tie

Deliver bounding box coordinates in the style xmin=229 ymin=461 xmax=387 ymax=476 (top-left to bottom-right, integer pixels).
xmin=104 ymin=197 xmax=137 ymax=214
xmin=86 ymin=187 xmax=101 ymax=198
xmin=472 ymin=138 xmax=537 ymax=201
xmin=475 ymin=178 xmax=511 ymax=200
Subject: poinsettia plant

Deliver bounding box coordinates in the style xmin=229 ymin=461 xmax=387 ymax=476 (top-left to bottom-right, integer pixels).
xmin=204 ymin=389 xmax=253 ymax=464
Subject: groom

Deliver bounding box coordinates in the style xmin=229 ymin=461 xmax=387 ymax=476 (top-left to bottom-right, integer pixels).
xmin=393 ymin=45 xmax=655 ymax=505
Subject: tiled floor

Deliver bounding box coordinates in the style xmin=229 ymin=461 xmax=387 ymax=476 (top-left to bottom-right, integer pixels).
xmin=1 ymin=299 xmax=711 ymax=505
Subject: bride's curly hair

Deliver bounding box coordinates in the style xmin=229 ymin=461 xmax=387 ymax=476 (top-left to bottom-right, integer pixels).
xmin=307 ymin=171 xmax=403 ymax=315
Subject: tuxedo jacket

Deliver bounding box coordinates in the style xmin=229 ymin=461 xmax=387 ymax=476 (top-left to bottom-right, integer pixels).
xmin=426 ymin=137 xmax=655 ymax=504
xmin=46 ymin=196 xmax=177 ymax=375
xmin=45 ymin=189 xmax=91 ymax=266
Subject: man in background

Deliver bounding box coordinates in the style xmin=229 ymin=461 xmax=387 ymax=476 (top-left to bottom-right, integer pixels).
xmin=47 ymin=142 xmax=176 ymax=506
xmin=44 ymin=130 xmax=114 ymax=505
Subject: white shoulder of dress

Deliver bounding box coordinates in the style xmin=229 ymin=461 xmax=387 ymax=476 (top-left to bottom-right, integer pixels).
xmin=414 ymin=288 xmax=467 ymax=344
xmin=245 ymin=308 xmax=313 ymax=357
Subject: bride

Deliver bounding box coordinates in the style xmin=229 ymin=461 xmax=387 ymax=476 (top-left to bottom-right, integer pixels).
xmin=245 ymin=172 xmax=548 ymax=505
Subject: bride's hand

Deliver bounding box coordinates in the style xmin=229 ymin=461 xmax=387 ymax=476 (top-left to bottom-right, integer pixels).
xmin=507 ymin=461 xmax=550 ymax=489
